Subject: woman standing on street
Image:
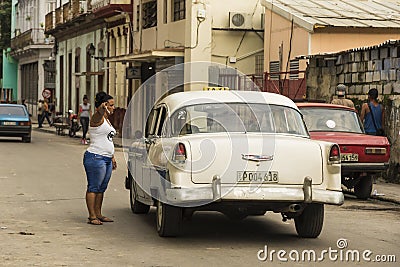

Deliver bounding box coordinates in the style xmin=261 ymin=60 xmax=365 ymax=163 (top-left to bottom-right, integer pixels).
xmin=78 ymin=95 xmax=92 ymax=145
xmin=83 ymin=92 xmax=117 ymax=225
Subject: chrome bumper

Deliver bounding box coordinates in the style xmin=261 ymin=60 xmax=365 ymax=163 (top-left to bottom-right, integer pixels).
xmin=166 ymin=177 xmax=344 ymax=206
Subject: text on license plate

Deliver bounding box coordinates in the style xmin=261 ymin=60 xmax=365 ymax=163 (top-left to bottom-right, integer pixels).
xmin=341 ymin=153 xmax=359 ymax=162
xmin=237 ymin=171 xmax=278 ymax=183
xmin=2 ymin=121 xmax=16 ymax=126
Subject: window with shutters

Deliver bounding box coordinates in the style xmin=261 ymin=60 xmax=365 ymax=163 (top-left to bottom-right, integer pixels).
xmin=142 ymin=0 xmax=157 ymax=29
xmin=173 ymin=0 xmax=185 ymax=21
xmin=269 ymin=61 xmax=280 ymax=80
xmin=289 ymin=59 xmax=299 ymax=80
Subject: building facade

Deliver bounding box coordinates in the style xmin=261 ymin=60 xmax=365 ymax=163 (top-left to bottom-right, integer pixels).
xmin=45 ymin=0 xmax=265 ymax=133
xmin=10 ymin=0 xmax=55 ymax=116
xmin=261 ymin=0 xmax=400 ymax=99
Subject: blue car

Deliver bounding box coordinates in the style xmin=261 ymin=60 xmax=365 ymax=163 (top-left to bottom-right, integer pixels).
xmin=0 ymin=104 xmax=32 ymax=142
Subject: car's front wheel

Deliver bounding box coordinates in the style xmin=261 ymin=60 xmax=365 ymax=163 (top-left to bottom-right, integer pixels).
xmin=129 ymin=178 xmax=150 ymax=214
xmin=294 ymin=203 xmax=324 ymax=238
xmin=22 ymin=135 xmax=31 ymax=143
xmin=156 ymin=200 xmax=182 ymax=237
xmin=354 ymin=175 xmax=373 ymax=200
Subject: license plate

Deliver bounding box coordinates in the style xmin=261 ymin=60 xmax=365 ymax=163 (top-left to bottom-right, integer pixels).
xmin=2 ymin=121 xmax=16 ymax=126
xmin=237 ymin=171 xmax=278 ymax=183
xmin=341 ymin=153 xmax=359 ymax=162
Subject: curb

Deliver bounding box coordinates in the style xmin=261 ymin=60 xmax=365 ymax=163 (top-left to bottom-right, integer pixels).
xmin=343 ymin=188 xmax=400 ymax=205
xmin=370 ymin=195 xmax=400 ymax=205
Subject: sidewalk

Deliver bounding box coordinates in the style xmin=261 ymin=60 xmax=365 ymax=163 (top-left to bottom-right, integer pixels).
xmin=33 ymin=122 xmax=123 ymax=148
xmin=34 ymin=123 xmax=400 ymax=205
xmin=370 ymin=180 xmax=400 ymax=205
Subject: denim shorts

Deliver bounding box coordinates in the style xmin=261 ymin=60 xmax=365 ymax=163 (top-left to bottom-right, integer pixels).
xmin=83 ymin=151 xmax=113 ymax=193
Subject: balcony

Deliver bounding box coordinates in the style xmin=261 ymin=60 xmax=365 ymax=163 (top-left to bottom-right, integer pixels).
xmin=55 ymin=7 xmax=63 ymax=26
xmin=63 ymin=2 xmax=72 ymax=23
xmin=45 ymin=12 xmax=55 ymax=32
xmin=91 ymin=0 xmax=131 ymax=18
xmin=10 ymin=29 xmax=49 ymax=50
xmin=71 ymin=0 xmax=91 ymax=17
xmin=46 ymin=1 xmax=92 ymax=33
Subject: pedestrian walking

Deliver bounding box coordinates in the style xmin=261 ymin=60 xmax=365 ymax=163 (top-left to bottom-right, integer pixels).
xmin=78 ymin=95 xmax=92 ymax=145
xmin=39 ymin=99 xmax=52 ymax=126
xmin=37 ymin=100 xmax=44 ymax=128
xmin=360 ymin=88 xmax=385 ymax=135
xmin=83 ymin=92 xmax=117 ymax=225
xmin=331 ymin=84 xmax=354 ymax=108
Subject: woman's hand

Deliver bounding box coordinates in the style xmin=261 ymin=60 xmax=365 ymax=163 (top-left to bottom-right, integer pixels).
xmin=112 ymin=158 xmax=117 ymax=170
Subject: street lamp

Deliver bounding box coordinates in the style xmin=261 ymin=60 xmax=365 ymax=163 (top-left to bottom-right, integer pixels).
xmin=87 ymin=43 xmax=105 ymax=60
xmin=87 ymin=43 xmax=96 ymax=56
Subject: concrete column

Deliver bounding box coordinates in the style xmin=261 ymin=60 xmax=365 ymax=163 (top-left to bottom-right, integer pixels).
xmin=184 ymin=2 xmax=212 ymax=91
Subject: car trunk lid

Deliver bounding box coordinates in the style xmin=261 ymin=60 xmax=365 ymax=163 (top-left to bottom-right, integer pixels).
xmin=309 ymin=132 xmax=390 ymax=163
xmin=187 ymin=133 xmax=323 ymax=185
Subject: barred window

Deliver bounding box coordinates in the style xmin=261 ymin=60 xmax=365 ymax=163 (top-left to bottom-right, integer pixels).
xmin=173 ymin=0 xmax=185 ymax=21
xmin=142 ymin=0 xmax=157 ymax=29
xmin=255 ymin=54 xmax=264 ymax=75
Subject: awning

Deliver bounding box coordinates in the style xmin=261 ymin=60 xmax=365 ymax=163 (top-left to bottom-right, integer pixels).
xmin=105 ymin=49 xmax=184 ymax=63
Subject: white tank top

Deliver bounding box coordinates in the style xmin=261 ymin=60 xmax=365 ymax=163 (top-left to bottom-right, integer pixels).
xmin=87 ymin=118 xmax=116 ymax=158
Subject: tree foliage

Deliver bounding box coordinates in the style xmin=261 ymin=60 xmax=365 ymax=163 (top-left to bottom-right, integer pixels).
xmin=0 ymin=0 xmax=12 ymax=49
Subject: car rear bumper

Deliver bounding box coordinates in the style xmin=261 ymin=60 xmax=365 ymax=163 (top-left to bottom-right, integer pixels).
xmin=341 ymin=162 xmax=389 ymax=172
xmin=165 ymin=177 xmax=344 ymax=206
xmin=0 ymin=126 xmax=31 ymax=136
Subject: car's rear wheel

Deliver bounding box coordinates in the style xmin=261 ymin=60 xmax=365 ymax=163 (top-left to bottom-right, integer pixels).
xmin=129 ymin=178 xmax=150 ymax=214
xmin=294 ymin=203 xmax=324 ymax=238
xmin=354 ymin=175 xmax=373 ymax=200
xmin=22 ymin=136 xmax=31 ymax=143
xmin=156 ymin=200 xmax=182 ymax=237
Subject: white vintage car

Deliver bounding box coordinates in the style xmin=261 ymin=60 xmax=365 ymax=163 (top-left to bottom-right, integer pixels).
xmin=125 ymin=91 xmax=344 ymax=238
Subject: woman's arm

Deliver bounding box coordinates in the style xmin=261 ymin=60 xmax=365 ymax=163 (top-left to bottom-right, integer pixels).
xmin=90 ymin=103 xmax=106 ymax=127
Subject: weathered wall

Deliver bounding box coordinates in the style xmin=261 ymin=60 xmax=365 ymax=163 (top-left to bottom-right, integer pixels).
xmin=306 ymin=40 xmax=400 ymax=182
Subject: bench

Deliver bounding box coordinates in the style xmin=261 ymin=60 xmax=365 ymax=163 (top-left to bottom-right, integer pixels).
xmin=53 ymin=123 xmax=69 ymax=135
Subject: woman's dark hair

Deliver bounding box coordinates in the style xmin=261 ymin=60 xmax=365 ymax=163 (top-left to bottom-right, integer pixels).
xmin=83 ymin=94 xmax=88 ymax=100
xmin=95 ymin=92 xmax=113 ymax=108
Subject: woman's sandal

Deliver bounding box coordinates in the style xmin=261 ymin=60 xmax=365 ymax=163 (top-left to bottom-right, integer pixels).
xmin=87 ymin=217 xmax=103 ymax=225
xmin=97 ymin=216 xmax=114 ymax=222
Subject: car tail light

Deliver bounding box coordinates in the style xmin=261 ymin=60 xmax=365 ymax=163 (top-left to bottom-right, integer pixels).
xmin=365 ymin=147 xmax=386 ymax=155
xmin=173 ymin=143 xmax=187 ymax=163
xmin=19 ymin=121 xmax=31 ymax=126
xmin=329 ymin=144 xmax=340 ymax=163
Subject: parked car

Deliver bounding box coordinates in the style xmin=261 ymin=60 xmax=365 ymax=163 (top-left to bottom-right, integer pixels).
xmin=0 ymin=103 xmax=32 ymax=143
xmin=125 ymin=91 xmax=344 ymax=238
xmin=297 ymin=103 xmax=390 ymax=199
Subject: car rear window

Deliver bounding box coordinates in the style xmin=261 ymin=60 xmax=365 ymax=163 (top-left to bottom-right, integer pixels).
xmin=300 ymin=107 xmax=363 ymax=133
xmin=169 ymin=103 xmax=308 ymax=136
xmin=0 ymin=106 xmax=26 ymax=116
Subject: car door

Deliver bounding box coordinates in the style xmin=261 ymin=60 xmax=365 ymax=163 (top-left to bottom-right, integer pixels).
xmin=144 ymin=106 xmax=171 ymax=197
xmin=134 ymin=107 xmax=159 ymax=199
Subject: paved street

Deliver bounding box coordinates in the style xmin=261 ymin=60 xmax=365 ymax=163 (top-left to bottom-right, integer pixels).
xmin=0 ymin=130 xmax=399 ymax=266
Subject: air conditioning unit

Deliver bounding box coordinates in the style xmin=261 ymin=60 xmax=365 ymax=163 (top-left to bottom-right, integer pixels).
xmin=229 ymin=12 xmax=252 ymax=29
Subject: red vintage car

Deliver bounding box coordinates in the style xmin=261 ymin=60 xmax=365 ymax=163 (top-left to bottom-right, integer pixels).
xmin=297 ymin=103 xmax=390 ymax=199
